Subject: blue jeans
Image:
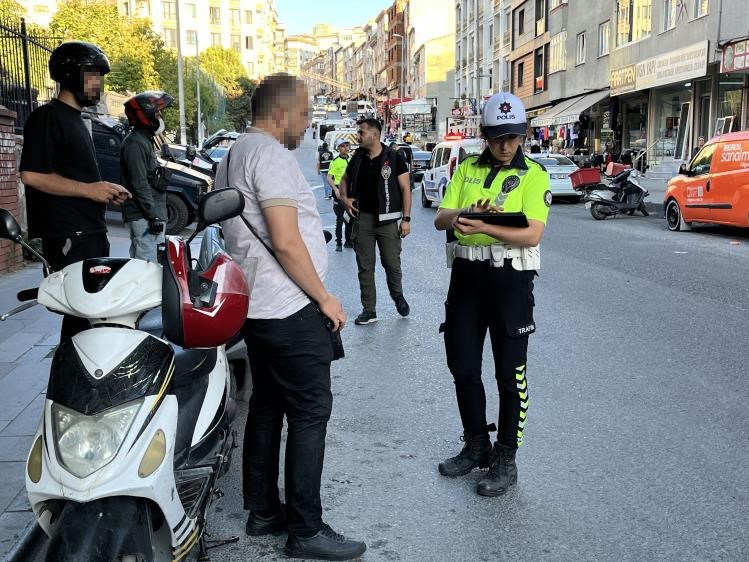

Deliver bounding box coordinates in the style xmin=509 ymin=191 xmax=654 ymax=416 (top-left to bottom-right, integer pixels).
xmin=321 ymin=172 xmax=331 ymax=197
xmin=126 ymin=219 xmax=165 ymax=262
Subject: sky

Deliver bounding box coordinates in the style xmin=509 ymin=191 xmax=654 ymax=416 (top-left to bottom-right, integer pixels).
xmin=276 ymin=0 xmax=392 ymax=35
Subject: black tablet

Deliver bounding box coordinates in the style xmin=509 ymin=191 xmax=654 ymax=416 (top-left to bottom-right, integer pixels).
xmin=458 ymin=212 xmax=529 ymax=228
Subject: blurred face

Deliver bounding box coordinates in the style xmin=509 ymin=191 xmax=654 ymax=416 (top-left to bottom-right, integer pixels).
xmin=81 ymin=69 xmax=104 ymax=104
xmin=281 ymin=85 xmax=310 ymax=150
xmin=486 ymin=134 xmax=523 ymax=165
xmin=698 ymin=136 xmax=705 ymax=147
xmin=357 ymin=123 xmax=380 ymax=150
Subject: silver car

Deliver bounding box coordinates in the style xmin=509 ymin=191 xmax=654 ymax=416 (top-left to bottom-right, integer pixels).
xmin=527 ymin=153 xmax=580 ymax=198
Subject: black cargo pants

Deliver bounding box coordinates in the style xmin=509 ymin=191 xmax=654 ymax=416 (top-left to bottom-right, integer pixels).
xmin=441 ymin=257 xmax=536 ymax=450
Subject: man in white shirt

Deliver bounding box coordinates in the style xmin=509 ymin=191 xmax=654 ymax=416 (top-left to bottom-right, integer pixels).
xmin=218 ymin=74 xmax=366 ymax=560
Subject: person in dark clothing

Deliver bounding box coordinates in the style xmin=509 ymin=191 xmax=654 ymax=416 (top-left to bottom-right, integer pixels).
xmin=19 ymin=41 xmax=130 ymax=343
xmin=340 ymin=119 xmax=412 ymax=325
xmin=317 ymin=142 xmax=334 ymax=198
xmin=121 ymin=91 xmax=174 ymax=262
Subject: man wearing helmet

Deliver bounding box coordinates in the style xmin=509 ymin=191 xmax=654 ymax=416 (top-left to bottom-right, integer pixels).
xmin=434 ymin=92 xmax=551 ymax=497
xmin=121 ymin=91 xmax=174 ymax=261
xmin=19 ymin=41 xmax=130 ymax=342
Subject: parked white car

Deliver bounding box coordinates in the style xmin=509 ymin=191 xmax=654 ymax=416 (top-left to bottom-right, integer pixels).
xmin=420 ymin=138 xmax=485 ymax=207
xmin=526 ymin=153 xmax=580 ymax=198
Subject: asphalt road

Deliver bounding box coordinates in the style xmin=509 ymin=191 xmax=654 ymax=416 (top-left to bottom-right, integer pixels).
xmin=25 ymin=132 xmax=749 ymax=561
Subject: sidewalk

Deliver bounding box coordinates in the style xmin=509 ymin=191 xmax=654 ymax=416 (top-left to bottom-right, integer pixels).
xmin=0 ymin=228 xmax=131 ymax=561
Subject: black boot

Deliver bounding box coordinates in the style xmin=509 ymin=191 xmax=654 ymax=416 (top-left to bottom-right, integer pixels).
xmin=438 ymin=432 xmax=492 ymax=477
xmin=476 ymin=443 xmax=517 ymax=497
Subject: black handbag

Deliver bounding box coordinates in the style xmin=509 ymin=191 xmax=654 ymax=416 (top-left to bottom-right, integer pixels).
xmin=226 ymin=145 xmax=345 ymax=361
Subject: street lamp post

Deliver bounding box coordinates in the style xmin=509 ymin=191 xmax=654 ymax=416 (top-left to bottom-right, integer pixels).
xmin=393 ymin=33 xmax=406 ymax=142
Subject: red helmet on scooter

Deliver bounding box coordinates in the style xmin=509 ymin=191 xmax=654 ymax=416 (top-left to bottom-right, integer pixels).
xmin=161 ymin=237 xmax=249 ymax=349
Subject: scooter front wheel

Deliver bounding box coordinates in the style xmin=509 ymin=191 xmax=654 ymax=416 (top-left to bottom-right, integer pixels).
xmin=589 ymin=202 xmax=608 ymax=220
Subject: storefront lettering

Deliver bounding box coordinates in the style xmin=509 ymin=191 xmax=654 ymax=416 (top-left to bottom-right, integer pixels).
xmin=611 ymin=65 xmax=636 ymax=96
xmin=720 ymin=143 xmax=749 ymax=163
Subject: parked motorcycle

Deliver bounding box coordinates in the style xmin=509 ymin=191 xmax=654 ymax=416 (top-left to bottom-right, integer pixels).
xmin=581 ymin=169 xmax=650 ymax=220
xmin=0 ymin=188 xmax=252 ymax=562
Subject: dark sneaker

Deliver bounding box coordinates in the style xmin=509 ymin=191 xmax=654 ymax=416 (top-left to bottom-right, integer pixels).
xmin=246 ymin=505 xmax=286 ymax=536
xmin=394 ymin=295 xmax=410 ymax=317
xmin=354 ymin=309 xmax=378 ymax=325
xmin=343 ymin=241 xmax=353 ymax=248
xmin=285 ymin=523 xmax=367 ymax=560
xmin=438 ymin=432 xmax=492 ymax=477
xmin=476 ymin=443 xmax=518 ymax=497
xmin=335 ymin=243 xmax=343 ymax=252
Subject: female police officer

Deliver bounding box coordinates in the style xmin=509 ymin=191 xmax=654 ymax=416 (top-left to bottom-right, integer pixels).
xmin=434 ymin=92 xmax=551 ymax=497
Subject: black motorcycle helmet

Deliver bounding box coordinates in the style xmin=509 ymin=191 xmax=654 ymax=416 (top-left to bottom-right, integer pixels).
xmin=124 ymin=91 xmax=174 ymax=130
xmin=48 ymin=41 xmax=110 ymax=107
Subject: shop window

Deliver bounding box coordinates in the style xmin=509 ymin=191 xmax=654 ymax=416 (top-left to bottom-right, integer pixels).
xmin=576 ymin=33 xmax=586 ymax=65
xmin=550 ymin=31 xmax=566 ymax=73
xmin=693 ymin=0 xmax=708 ymax=18
xmin=717 ymin=73 xmax=744 ymax=132
xmin=617 ymin=0 xmax=652 ymax=46
xmin=662 ymin=0 xmax=677 ymax=31
xmin=598 ymin=21 xmax=610 ymax=56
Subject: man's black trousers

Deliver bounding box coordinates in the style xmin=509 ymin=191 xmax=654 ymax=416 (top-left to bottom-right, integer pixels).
xmin=333 ymin=200 xmax=352 ymax=245
xmin=442 ymin=257 xmax=536 ymax=450
xmin=42 ymin=234 xmax=109 ymax=344
xmin=241 ymin=303 xmax=334 ymax=537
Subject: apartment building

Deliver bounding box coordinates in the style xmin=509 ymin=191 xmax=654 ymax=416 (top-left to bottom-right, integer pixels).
xmin=385 ymin=0 xmax=407 ymax=100
xmin=285 ymin=34 xmax=318 ymax=77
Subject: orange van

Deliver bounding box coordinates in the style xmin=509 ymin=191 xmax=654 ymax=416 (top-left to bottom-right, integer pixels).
xmin=665 ymin=131 xmax=749 ymax=230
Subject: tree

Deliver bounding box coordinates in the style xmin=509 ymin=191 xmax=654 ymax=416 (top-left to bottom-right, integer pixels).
xmin=198 ymin=47 xmax=246 ymax=97
xmin=226 ymin=77 xmax=255 ymax=132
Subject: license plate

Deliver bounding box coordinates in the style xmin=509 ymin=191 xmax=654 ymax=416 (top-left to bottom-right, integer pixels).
xmin=551 ymin=174 xmax=568 ymax=179
xmin=585 ymin=201 xmax=592 ymax=209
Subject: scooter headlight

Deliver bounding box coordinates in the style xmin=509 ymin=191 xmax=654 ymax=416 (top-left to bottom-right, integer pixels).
xmin=51 ymin=401 xmax=141 ymax=479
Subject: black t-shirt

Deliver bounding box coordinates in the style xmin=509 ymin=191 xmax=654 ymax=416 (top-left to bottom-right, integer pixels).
xmin=318 ymin=149 xmax=334 ymax=172
xmin=355 ymin=147 xmax=409 ymax=214
xmin=20 ymin=99 xmax=104 ymax=238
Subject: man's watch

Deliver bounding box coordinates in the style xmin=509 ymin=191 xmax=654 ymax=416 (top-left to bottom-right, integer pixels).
xmin=401 ymin=216 xmax=411 ymax=222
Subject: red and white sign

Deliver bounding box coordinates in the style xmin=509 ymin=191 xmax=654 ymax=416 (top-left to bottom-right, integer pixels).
xmin=721 ymin=39 xmax=748 ymax=73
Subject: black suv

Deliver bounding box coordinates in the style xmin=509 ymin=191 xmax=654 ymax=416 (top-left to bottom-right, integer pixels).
xmin=90 ymin=116 xmax=213 ymax=234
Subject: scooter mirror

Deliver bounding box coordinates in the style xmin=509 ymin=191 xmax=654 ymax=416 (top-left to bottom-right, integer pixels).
xmin=0 ymin=209 xmax=22 ymax=242
xmin=197 ymin=187 xmax=245 ymax=228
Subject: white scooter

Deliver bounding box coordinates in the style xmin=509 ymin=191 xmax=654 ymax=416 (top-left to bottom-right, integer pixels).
xmin=0 ymin=188 xmax=252 ymax=561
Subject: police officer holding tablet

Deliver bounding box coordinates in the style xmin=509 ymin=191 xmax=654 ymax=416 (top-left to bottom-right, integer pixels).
xmin=434 ymin=92 xmax=551 ymax=497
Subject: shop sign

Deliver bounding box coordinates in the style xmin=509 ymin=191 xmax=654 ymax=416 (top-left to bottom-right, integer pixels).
xmin=610 ymin=64 xmax=636 ymax=96
xmin=611 ymin=41 xmax=709 ymax=96
xmin=721 ymin=39 xmax=748 ymax=73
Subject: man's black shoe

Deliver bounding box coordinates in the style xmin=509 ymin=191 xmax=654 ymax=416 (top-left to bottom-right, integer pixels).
xmin=246 ymin=505 xmax=286 ymax=536
xmin=477 ymin=443 xmax=518 ymax=497
xmin=335 ymin=243 xmax=343 ymax=252
xmin=354 ymin=309 xmax=377 ymax=325
xmin=285 ymin=523 xmax=367 ymax=560
xmin=438 ymin=432 xmax=492 ymax=477
xmin=343 ymin=241 xmax=353 ymax=248
xmin=394 ymin=295 xmax=410 ymax=317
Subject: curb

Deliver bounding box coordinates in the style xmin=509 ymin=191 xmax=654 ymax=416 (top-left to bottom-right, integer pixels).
xmin=4 ymin=520 xmax=43 ymax=562
xmin=645 ymin=201 xmax=665 ymax=217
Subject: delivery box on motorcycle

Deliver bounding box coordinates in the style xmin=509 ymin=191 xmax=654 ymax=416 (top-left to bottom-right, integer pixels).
xmin=162 ymin=236 xmax=250 ymax=348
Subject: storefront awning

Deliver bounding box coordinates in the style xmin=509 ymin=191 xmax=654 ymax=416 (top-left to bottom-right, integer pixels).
xmin=552 ymin=90 xmax=610 ymax=125
xmin=529 ymin=96 xmax=584 ymax=127
xmin=529 ymin=90 xmax=609 ymax=127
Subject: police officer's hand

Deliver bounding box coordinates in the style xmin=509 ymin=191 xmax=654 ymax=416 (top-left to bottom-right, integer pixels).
xmin=470 ymin=198 xmax=503 ymax=213
xmin=399 ymin=220 xmax=411 ymax=238
xmin=454 ymin=215 xmax=487 ymax=236
xmin=344 ymin=197 xmax=359 ymax=217
xmin=319 ymin=294 xmax=346 ymax=331
xmin=148 ymin=218 xmax=165 ymax=234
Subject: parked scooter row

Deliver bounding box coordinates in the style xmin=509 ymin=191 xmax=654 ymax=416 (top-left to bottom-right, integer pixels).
xmin=572 ymin=168 xmax=650 ymax=220
xmin=0 ymin=188 xmax=252 ymax=562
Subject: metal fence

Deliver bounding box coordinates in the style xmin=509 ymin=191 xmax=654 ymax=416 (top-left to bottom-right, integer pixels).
xmin=0 ymin=16 xmax=61 ymax=133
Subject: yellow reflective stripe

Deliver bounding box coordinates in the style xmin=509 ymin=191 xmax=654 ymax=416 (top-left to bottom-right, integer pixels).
xmin=518 ymin=391 xmax=527 ymax=400
xmin=516 ymin=380 xmax=527 ymax=390
xmin=519 ymin=411 xmax=526 ymax=420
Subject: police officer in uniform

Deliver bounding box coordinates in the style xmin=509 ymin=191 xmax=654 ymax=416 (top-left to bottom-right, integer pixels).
xmin=434 ymin=92 xmax=551 ymax=497
xmin=326 ymin=138 xmax=352 ymax=251
xmin=317 ymin=141 xmax=334 ymax=198
xmin=121 ymin=91 xmax=174 ymax=262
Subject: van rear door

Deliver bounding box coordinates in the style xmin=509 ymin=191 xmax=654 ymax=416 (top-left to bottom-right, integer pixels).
xmin=710 ymin=139 xmax=749 ymax=226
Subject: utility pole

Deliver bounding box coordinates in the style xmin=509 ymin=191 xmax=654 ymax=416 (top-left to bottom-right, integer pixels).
xmin=393 ymin=33 xmax=406 ymax=141
xmin=475 ymin=0 xmax=481 ymax=112
xmin=175 ymin=0 xmax=187 ymax=143
xmin=196 ymin=35 xmax=202 ymax=147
